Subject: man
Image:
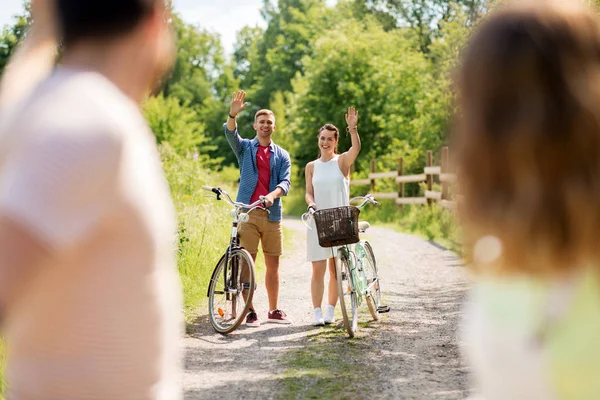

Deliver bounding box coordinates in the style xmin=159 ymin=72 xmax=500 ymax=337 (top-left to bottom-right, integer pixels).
xmin=0 ymin=0 xmax=182 ymax=398
xmin=225 ymin=90 xmax=292 ymax=327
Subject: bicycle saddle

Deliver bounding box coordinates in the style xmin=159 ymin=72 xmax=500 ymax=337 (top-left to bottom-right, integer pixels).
xmin=358 ymin=221 xmax=370 ymax=232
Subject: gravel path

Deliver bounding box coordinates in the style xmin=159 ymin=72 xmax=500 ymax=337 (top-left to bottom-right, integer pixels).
xmin=183 ymin=218 xmax=472 ymax=399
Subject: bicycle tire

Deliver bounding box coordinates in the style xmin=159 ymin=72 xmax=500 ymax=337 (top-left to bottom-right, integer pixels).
xmin=208 ymin=248 xmax=255 ymax=334
xmin=336 ymin=248 xmax=357 ymax=337
xmin=361 ymin=241 xmax=381 ymax=321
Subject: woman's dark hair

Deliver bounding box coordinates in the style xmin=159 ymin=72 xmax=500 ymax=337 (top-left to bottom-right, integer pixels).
xmin=57 ymin=0 xmax=160 ymax=48
xmin=455 ymin=0 xmax=600 ymax=275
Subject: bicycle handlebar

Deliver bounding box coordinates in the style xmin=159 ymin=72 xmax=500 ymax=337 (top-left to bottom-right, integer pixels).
xmin=350 ymin=194 xmax=381 ymax=209
xmin=203 ymin=186 xmax=267 ymax=212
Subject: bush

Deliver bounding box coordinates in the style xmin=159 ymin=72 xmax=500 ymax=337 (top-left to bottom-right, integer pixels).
xmin=360 ymin=201 xmax=461 ymax=253
xmin=143 ymin=94 xmax=220 ymax=168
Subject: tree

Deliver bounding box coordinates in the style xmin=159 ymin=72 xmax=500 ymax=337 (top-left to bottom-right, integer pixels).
xmin=157 ymin=13 xmax=241 ymax=166
xmin=161 ymin=13 xmax=227 ymax=107
xmin=0 ymin=2 xmax=30 ymax=74
xmin=287 ymin=16 xmax=434 ymax=176
xmin=143 ymin=94 xmax=219 ymax=165
xmin=357 ymin=0 xmax=488 ymax=53
xmin=232 ymin=0 xmax=328 ymax=111
xmin=233 ymin=26 xmax=264 ymax=89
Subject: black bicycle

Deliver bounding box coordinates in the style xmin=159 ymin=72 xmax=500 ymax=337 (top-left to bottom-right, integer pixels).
xmin=203 ymin=186 xmax=266 ymax=334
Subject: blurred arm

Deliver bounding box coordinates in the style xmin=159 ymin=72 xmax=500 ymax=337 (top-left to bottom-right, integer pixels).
xmin=0 ymin=2 xmax=58 ymax=109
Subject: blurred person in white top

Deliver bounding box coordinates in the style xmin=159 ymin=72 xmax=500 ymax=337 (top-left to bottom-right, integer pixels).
xmin=0 ymin=0 xmax=183 ymax=399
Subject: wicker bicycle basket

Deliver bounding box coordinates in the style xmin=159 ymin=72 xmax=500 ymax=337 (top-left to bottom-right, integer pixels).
xmin=313 ymin=206 xmax=360 ymax=247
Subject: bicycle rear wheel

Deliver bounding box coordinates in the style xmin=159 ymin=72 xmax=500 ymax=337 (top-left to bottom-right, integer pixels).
xmin=208 ymin=248 xmax=255 ymax=334
xmin=361 ymin=241 xmax=382 ymax=321
xmin=336 ymin=249 xmax=357 ymax=337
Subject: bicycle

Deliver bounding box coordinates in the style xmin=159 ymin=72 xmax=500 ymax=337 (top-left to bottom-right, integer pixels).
xmin=302 ymin=194 xmax=389 ymax=338
xmin=203 ymin=185 xmax=266 ymax=334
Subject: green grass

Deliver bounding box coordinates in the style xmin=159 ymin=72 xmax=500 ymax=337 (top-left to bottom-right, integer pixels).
xmin=281 ymin=313 xmax=378 ymax=399
xmin=161 ymin=144 xmax=237 ymax=321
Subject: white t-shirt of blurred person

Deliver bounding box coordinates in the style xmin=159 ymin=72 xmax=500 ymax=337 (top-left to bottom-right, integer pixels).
xmin=0 ymin=68 xmax=183 ymax=399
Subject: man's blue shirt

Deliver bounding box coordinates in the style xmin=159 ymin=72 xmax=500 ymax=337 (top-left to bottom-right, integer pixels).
xmin=224 ymin=124 xmax=291 ymax=222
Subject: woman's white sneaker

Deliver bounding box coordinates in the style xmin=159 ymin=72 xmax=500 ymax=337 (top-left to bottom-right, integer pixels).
xmin=324 ymin=305 xmax=335 ymax=324
xmin=313 ymin=307 xmax=325 ymax=326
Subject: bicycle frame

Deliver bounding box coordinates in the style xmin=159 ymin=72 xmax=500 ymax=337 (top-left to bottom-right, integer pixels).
xmin=336 ymin=237 xmax=375 ymax=310
xmin=203 ymin=186 xmax=266 ymax=299
xmin=337 ymin=245 xmax=363 ymax=306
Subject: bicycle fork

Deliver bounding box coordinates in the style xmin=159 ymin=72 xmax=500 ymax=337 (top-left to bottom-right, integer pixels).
xmin=347 ymin=251 xmax=365 ymax=307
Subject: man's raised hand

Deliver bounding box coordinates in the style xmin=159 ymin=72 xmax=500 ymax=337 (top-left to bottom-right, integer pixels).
xmin=230 ymin=90 xmax=249 ymax=117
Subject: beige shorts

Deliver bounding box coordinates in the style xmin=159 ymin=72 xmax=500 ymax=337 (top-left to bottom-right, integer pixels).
xmin=238 ymin=208 xmax=283 ymax=256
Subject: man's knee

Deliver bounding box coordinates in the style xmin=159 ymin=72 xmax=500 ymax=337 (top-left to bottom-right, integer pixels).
xmin=264 ymin=254 xmax=280 ymax=270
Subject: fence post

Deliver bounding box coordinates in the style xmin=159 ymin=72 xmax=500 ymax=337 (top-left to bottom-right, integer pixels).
xmin=441 ymin=146 xmax=449 ymax=201
xmin=397 ymin=157 xmax=404 ymax=209
xmin=370 ymin=159 xmax=376 ymax=194
xmin=426 ymin=150 xmax=433 ymax=206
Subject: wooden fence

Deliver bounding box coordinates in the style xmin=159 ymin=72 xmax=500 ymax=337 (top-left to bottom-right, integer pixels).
xmin=350 ymin=146 xmax=457 ymax=210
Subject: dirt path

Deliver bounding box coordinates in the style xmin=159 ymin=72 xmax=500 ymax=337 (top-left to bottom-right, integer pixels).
xmin=183 ymin=219 xmax=472 ymax=399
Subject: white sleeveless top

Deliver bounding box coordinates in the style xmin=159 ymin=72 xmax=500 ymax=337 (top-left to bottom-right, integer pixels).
xmin=307 ymin=155 xmax=350 ymax=262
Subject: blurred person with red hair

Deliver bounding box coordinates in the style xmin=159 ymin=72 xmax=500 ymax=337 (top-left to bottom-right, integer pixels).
xmin=456 ymin=1 xmax=600 ymax=398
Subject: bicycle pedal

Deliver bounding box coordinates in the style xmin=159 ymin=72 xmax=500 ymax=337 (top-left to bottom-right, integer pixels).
xmin=377 ymin=305 xmax=391 ymax=313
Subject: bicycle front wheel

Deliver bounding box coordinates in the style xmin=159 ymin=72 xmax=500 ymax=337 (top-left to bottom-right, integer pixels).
xmin=208 ymin=248 xmax=255 ymax=334
xmin=336 ymin=249 xmax=357 ymax=337
xmin=361 ymin=241 xmax=381 ymax=321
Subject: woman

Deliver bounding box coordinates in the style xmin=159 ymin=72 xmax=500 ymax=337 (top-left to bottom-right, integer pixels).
xmin=305 ymin=107 xmax=360 ymax=326
xmin=456 ymin=1 xmax=600 ymax=398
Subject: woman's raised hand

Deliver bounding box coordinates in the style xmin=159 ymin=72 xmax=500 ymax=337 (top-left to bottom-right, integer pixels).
xmin=345 ymin=106 xmax=358 ymax=128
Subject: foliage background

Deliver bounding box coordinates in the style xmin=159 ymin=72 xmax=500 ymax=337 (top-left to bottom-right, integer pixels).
xmin=4 ymin=0 xmax=599 ymax=396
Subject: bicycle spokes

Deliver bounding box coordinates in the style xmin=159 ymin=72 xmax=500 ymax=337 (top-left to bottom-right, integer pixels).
xmin=208 ymin=249 xmax=255 ymax=334
xmin=361 ymin=241 xmax=382 ymax=321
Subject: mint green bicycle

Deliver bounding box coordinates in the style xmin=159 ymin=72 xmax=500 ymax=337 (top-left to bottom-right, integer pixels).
xmin=303 ymin=195 xmax=389 ymax=337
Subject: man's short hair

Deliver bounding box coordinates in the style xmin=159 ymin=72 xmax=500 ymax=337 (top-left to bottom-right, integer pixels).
xmin=57 ymin=0 xmax=160 ymax=48
xmin=254 ymin=109 xmax=275 ymax=123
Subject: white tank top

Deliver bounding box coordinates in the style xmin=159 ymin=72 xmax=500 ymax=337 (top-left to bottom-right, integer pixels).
xmin=312 ymin=155 xmax=350 ymax=209
xmin=307 ymin=156 xmax=350 ymax=262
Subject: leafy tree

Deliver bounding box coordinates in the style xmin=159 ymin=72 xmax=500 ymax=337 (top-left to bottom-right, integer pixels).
xmin=0 ymin=2 xmax=30 ymax=73
xmin=233 ymin=26 xmax=264 ymax=89
xmin=232 ymin=0 xmax=328 ymax=118
xmin=162 ymin=13 xmax=226 ymax=107
xmin=357 ymin=0 xmax=488 ymax=53
xmin=158 ymin=13 xmax=241 ymax=166
xmin=404 ymin=3 xmax=473 ymax=169
xmin=143 ymin=93 xmax=219 ymax=165
xmin=288 ymin=16 xmax=433 ymax=176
